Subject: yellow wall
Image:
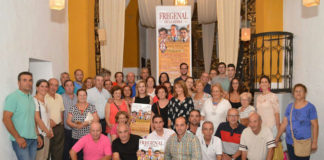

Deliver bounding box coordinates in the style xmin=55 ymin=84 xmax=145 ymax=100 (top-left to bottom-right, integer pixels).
xmin=123 ymin=0 xmax=139 ymax=68
xmin=68 ymin=0 xmax=96 ymax=80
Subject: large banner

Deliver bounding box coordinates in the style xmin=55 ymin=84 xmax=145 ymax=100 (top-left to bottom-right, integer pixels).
xmin=156 ymin=6 xmax=192 ymax=83
xmin=138 ymin=139 xmax=165 ymax=160
xmin=130 ymin=103 xmax=152 ymax=137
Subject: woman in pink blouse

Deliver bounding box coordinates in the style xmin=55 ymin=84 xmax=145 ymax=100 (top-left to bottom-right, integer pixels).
xmin=256 ymin=75 xmax=280 ymax=134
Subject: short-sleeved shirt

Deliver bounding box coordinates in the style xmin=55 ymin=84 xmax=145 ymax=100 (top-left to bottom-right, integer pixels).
xmin=151 ymin=102 xmax=169 ymax=128
xmin=72 ymin=134 xmax=112 ymax=160
xmin=167 ymin=97 xmax=194 ymax=128
xmin=112 ymin=134 xmax=141 ymax=160
xmin=87 ymin=87 xmax=111 ymax=119
xmin=239 ymin=126 xmax=276 ymax=160
xmin=34 ymin=98 xmax=50 ymax=137
xmin=56 ymin=85 xmax=65 ymax=95
xmin=284 ymin=102 xmax=318 ymax=145
xmin=62 ymin=93 xmax=77 ymax=130
xmin=45 ymin=93 xmax=65 ymax=124
xmin=256 ymin=92 xmax=280 ymax=129
xmin=69 ymin=104 xmax=97 ymax=139
xmin=145 ymin=128 xmax=175 ymax=142
xmin=238 ymin=105 xmax=255 ymax=119
xmin=4 ymin=89 xmax=37 ymax=141
xmin=198 ymin=135 xmax=222 ymax=160
xmin=192 ymin=92 xmax=211 ymax=110
xmin=215 ymin=122 xmax=245 ymax=155
xmin=74 ymin=81 xmax=83 ymax=93
xmin=211 ymin=76 xmax=230 ymax=92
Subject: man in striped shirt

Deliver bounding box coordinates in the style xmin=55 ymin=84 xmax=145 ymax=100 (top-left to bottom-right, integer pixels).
xmin=239 ymin=113 xmax=275 ymax=160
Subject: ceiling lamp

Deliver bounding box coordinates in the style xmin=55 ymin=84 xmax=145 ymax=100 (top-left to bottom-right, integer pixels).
xmin=303 ymin=0 xmax=320 ymax=7
xmin=175 ymin=0 xmax=188 ymax=6
xmin=49 ymin=0 xmax=65 ymax=11
xmin=241 ymin=0 xmax=250 ymax=41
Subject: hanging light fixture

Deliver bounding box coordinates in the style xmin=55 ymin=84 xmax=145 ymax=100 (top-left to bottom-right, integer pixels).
xmin=241 ymin=0 xmax=250 ymax=41
xmin=174 ymin=0 xmax=188 ymax=6
xmin=98 ymin=29 xmax=106 ymax=42
xmin=303 ymin=0 xmax=320 ymax=7
xmin=49 ymin=0 xmax=65 ymax=11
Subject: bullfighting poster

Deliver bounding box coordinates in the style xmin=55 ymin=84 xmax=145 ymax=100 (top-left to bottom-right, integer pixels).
xmin=156 ymin=6 xmax=192 ymax=83
xmin=138 ymin=139 xmax=165 ymax=160
xmin=130 ymin=103 xmax=152 ymax=137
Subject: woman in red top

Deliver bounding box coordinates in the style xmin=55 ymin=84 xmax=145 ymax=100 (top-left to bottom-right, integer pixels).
xmin=112 ymin=72 xmax=126 ymax=87
xmin=105 ymin=86 xmax=129 ymax=134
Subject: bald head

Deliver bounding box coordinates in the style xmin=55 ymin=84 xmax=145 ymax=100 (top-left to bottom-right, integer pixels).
xmin=127 ymin=72 xmax=135 ymax=83
xmin=90 ymin=122 xmax=102 ymax=140
xmin=249 ymin=112 xmax=261 ymax=121
xmin=90 ymin=122 xmax=102 ymax=131
xmin=248 ymin=112 xmax=262 ymax=134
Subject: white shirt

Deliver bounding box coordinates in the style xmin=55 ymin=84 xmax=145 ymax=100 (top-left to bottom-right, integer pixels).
xmin=201 ymin=98 xmax=231 ymax=132
xmin=198 ymin=135 xmax=222 ymax=160
xmin=146 ymin=128 xmax=175 ymax=142
xmin=87 ymin=87 xmax=111 ymax=119
xmin=147 ymin=88 xmax=156 ymax=99
xmin=238 ymin=105 xmax=255 ymax=119
xmin=34 ymin=98 xmax=50 ymax=136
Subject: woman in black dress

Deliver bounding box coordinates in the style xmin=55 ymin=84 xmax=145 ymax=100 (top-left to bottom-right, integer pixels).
xmin=226 ymin=78 xmax=244 ymax=109
xmin=132 ymin=80 xmax=152 ymax=104
xmin=151 ymin=85 xmax=170 ymax=129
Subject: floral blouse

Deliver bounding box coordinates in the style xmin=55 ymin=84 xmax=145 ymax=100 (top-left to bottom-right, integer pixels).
xmin=168 ymin=97 xmax=194 ymax=128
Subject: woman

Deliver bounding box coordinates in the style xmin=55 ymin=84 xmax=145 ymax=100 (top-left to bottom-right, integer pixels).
xmin=158 ymin=72 xmax=170 ymax=85
xmin=185 ymin=77 xmax=195 ymax=96
xmin=113 ymin=72 xmax=126 ymax=87
xmin=209 ymin=68 xmax=217 ymax=80
xmin=192 ymin=80 xmax=211 ymax=110
xmin=105 ymin=86 xmax=130 ymax=134
xmin=122 ymin=85 xmax=133 ymax=106
xmin=256 ymin=75 xmax=280 ymax=133
xmin=82 ymin=77 xmax=93 ymax=90
xmin=146 ymin=76 xmax=156 ymax=99
xmin=104 ymin=79 xmax=113 ymax=93
xmin=201 ymin=83 xmax=231 ymax=132
xmin=168 ymin=80 xmax=194 ymax=129
xmin=226 ymin=78 xmax=244 ymax=109
xmin=238 ymin=92 xmax=255 ymax=127
xmin=34 ymin=79 xmax=53 ymax=160
xmin=275 ymin=84 xmax=318 ymax=160
xmin=151 ymin=85 xmax=170 ymax=129
xmin=110 ymin=111 xmax=130 ymax=141
xmin=133 ymin=81 xmax=153 ymax=104
xmin=67 ymin=89 xmax=99 ymax=158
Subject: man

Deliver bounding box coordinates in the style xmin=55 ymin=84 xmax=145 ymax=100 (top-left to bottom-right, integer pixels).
xmin=70 ymin=122 xmax=112 ymax=160
xmin=215 ymin=108 xmax=246 ymax=160
xmin=188 ymin=109 xmax=202 ymax=136
xmin=46 ymin=78 xmax=65 ymax=160
xmin=74 ymin=69 xmax=84 ymax=91
xmin=198 ymin=121 xmax=222 ymax=160
xmin=62 ymin=80 xmax=77 ymax=160
xmin=3 ymin=72 xmax=42 ymax=160
xmin=239 ymin=113 xmax=275 ymax=160
xmin=170 ymin=24 xmax=178 ymax=42
xmin=101 ymin=68 xmax=112 ymax=81
xmin=146 ymin=115 xmax=175 ymax=142
xmin=173 ymin=63 xmax=189 ymax=84
xmin=165 ymin=117 xmax=201 ymax=159
xmin=126 ymin=72 xmax=136 ymax=98
xmin=57 ymin=72 xmax=70 ymax=95
xmin=211 ymin=62 xmax=230 ymax=92
xmin=179 ymin=27 xmax=189 ymax=42
xmin=87 ymin=75 xmax=111 ymax=134
xmin=139 ymin=67 xmax=150 ymax=82
xmin=112 ymin=124 xmax=141 ymax=160
xmin=227 ymin=64 xmax=236 ymax=81
xmin=159 ymin=27 xmax=168 ymax=41
xmin=200 ymin=72 xmax=211 ymax=94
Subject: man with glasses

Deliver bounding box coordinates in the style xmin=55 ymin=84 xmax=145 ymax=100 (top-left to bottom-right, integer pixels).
xmin=215 ymin=108 xmax=245 ymax=160
xmin=173 ymin=63 xmax=189 ymax=84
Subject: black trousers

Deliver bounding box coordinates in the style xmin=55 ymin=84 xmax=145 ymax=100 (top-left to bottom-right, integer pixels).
xmin=100 ymin=119 xmax=106 ymax=134
xmin=63 ymin=129 xmax=72 ymax=160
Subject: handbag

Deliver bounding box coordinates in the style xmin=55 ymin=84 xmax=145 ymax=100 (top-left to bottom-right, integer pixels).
xmin=289 ymin=104 xmax=311 ymax=157
xmin=37 ymin=101 xmax=45 ymax=150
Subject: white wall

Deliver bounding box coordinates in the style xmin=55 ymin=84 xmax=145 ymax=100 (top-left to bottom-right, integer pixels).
xmin=0 ymin=0 xmax=69 ymax=159
xmin=284 ymin=1 xmax=323 ymax=159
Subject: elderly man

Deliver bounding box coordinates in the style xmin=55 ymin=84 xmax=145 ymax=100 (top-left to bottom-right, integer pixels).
xmin=200 ymin=72 xmax=211 ymax=94
xmin=239 ymin=113 xmax=275 ymax=160
xmin=215 ymin=108 xmax=245 ymax=160
xmin=112 ymin=124 xmax=141 ymax=160
xmin=146 ymin=115 xmax=174 ymax=142
xmin=198 ymin=121 xmax=222 ymax=160
xmin=57 ymin=72 xmax=70 ymax=95
xmin=70 ymin=122 xmax=112 ymax=160
xmin=87 ymin=75 xmax=111 ymax=134
xmin=165 ymin=117 xmax=201 ymax=160
xmin=126 ymin=72 xmax=136 ymax=98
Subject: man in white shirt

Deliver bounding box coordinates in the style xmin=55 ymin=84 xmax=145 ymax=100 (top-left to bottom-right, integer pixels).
xmin=198 ymin=121 xmax=222 ymax=160
xmin=239 ymin=113 xmax=275 ymax=160
xmin=87 ymin=75 xmax=111 ymax=134
xmin=146 ymin=115 xmax=174 ymax=142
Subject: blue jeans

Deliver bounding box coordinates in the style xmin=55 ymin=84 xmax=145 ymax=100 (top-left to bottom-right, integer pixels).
xmin=287 ymin=143 xmax=310 ymax=160
xmin=12 ymin=139 xmax=37 ymax=160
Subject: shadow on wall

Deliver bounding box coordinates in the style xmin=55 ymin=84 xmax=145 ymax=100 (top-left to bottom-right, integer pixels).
xmin=301 ymin=3 xmax=319 ymax=18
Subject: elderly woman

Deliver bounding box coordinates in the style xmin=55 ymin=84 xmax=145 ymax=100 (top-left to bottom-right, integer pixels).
xmin=192 ymin=79 xmax=211 ymax=110
xmin=201 ymin=83 xmax=231 ymax=132
xmin=238 ymin=92 xmax=255 ymax=127
xmin=275 ymin=84 xmax=318 ymax=160
xmin=67 ymin=89 xmax=99 ymax=158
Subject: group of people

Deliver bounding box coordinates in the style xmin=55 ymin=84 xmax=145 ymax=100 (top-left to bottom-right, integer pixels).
xmin=2 ymin=62 xmax=319 ymax=160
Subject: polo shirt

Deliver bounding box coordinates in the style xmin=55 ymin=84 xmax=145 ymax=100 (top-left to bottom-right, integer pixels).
xmin=198 ymin=135 xmax=222 ymax=160
xmin=62 ymin=93 xmax=77 ymax=130
xmin=239 ymin=126 xmax=276 ymax=160
xmin=45 ymin=93 xmax=65 ymax=124
xmin=87 ymin=87 xmax=111 ymax=119
xmin=4 ymin=89 xmax=37 ymax=141
xmin=215 ymin=122 xmax=245 ymax=155
xmin=146 ymin=128 xmax=175 ymax=142
xmin=72 ymin=134 xmax=112 ymax=160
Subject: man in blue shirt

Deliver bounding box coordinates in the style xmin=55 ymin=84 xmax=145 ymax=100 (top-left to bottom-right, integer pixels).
xmin=126 ymin=72 xmax=136 ymax=98
xmin=73 ymin=69 xmax=84 ymax=92
xmin=56 ymin=72 xmax=70 ymax=95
